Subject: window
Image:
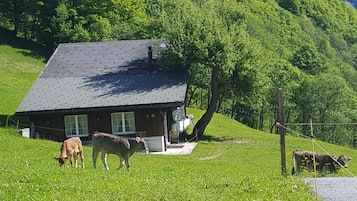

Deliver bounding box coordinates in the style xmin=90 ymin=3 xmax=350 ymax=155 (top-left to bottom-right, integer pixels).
xmin=64 ymin=115 xmax=88 ymax=136
xmin=111 ymin=112 xmax=135 ymax=134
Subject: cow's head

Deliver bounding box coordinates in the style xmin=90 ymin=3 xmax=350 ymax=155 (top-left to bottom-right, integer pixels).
xmin=136 ymin=137 xmax=149 ymax=153
xmin=335 ymin=155 xmax=352 ymax=169
xmin=54 ymin=156 xmax=68 ymax=167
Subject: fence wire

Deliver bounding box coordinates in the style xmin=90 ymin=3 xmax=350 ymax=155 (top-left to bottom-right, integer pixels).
xmin=276 ymin=122 xmax=356 ymax=177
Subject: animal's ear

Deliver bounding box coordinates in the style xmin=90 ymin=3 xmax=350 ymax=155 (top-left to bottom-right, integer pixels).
xmin=136 ymin=137 xmax=140 ymax=143
xmin=54 ymin=157 xmax=59 ymax=160
xmin=348 ymin=157 xmax=352 ymax=161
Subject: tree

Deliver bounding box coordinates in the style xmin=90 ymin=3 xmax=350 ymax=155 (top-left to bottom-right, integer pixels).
xmin=0 ymin=0 xmax=149 ymax=48
xmin=290 ymin=45 xmax=327 ymax=75
xmin=149 ymin=0 xmax=253 ymax=138
xmin=0 ymin=0 xmax=36 ymax=37
xmin=293 ymin=73 xmax=357 ymax=143
xmin=50 ymin=3 xmax=73 ymax=44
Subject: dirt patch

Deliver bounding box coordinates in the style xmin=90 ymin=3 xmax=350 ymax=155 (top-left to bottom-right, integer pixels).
xmin=234 ymin=139 xmax=250 ymax=144
xmin=197 ymin=153 xmax=223 ymax=161
xmin=196 ymin=138 xmax=249 ymax=161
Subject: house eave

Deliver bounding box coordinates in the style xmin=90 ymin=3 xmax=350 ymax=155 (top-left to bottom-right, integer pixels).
xmin=15 ymin=102 xmax=186 ymax=116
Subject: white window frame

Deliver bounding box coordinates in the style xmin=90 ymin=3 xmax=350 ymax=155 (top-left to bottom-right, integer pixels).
xmin=111 ymin=112 xmax=136 ymax=135
xmin=64 ymin=114 xmax=89 ymax=137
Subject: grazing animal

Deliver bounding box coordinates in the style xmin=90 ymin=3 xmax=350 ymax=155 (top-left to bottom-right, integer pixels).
xmin=292 ymin=150 xmax=351 ymax=175
xmin=92 ymin=132 xmax=148 ymax=171
xmin=54 ymin=137 xmax=85 ymax=168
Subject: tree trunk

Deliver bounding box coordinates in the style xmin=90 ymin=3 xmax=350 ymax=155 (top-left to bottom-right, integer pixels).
xmin=190 ymin=67 xmax=220 ymax=139
xmin=12 ymin=0 xmax=19 ymax=36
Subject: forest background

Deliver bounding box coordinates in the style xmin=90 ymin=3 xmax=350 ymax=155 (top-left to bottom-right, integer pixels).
xmin=1 ymin=0 xmax=357 ymax=145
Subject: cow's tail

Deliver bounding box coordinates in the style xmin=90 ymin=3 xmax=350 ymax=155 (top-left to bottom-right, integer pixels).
xmin=292 ymin=150 xmax=296 ymax=175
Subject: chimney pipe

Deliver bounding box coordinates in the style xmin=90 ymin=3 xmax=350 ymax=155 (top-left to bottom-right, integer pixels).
xmin=148 ymin=46 xmax=153 ymax=63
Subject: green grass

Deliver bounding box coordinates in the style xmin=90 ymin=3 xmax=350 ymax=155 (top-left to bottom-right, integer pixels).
xmin=3 ymin=108 xmax=356 ymax=200
xmin=0 ymin=29 xmax=47 ymax=115
xmin=0 ymin=44 xmax=45 ymax=115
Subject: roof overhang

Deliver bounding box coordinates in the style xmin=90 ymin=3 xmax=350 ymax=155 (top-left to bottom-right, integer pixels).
xmin=15 ymin=102 xmax=185 ymax=116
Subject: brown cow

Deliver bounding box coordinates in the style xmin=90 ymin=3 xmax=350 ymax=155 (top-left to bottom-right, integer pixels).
xmin=54 ymin=137 xmax=85 ymax=168
xmin=292 ymin=150 xmax=351 ymax=175
xmin=92 ymin=132 xmax=148 ymax=171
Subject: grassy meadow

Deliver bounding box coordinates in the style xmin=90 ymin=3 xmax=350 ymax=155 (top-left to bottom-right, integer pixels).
xmin=1 ymin=33 xmax=357 ymax=200
xmin=0 ymin=28 xmax=47 ymax=115
xmin=1 ymin=108 xmax=357 ymax=200
xmin=0 ymin=111 xmax=306 ymax=200
xmin=0 ymin=43 xmax=45 ymax=115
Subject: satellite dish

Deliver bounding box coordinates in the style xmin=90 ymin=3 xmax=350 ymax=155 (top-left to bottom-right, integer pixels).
xmin=172 ymin=108 xmax=184 ymax=122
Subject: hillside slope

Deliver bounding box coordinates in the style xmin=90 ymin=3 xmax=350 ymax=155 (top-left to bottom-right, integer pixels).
xmin=0 ymin=28 xmax=48 ymax=115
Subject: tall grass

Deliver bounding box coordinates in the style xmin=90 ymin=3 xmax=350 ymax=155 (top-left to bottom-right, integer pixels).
xmin=2 ymin=108 xmax=353 ymax=200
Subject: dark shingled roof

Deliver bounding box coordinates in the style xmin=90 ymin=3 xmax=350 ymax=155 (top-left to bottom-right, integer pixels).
xmin=16 ymin=40 xmax=188 ymax=114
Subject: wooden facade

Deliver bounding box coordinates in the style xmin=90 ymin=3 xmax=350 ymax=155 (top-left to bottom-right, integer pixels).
xmin=29 ymin=107 xmax=178 ymax=142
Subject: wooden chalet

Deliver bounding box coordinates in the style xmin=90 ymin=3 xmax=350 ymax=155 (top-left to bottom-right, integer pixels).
xmin=15 ymin=40 xmax=190 ymax=152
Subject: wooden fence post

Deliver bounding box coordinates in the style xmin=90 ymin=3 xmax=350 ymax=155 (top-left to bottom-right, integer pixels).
xmin=6 ymin=115 xmax=9 ymax=127
xmin=278 ymin=88 xmax=287 ymax=177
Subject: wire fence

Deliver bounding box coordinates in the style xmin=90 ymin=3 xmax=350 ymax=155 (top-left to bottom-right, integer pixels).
xmin=282 ymin=121 xmax=357 ymax=147
xmin=276 ymin=122 xmax=356 ymax=177
xmin=0 ymin=115 xmax=29 ymax=129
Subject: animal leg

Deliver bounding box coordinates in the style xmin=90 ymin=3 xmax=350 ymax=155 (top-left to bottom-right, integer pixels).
xmin=117 ymin=158 xmax=124 ymax=170
xmin=295 ymin=163 xmax=301 ymax=175
xmin=68 ymin=153 xmax=74 ymax=167
xmin=92 ymin=149 xmax=99 ymax=169
xmin=101 ymin=152 xmax=109 ymax=170
xmin=292 ymin=154 xmax=300 ymax=175
xmin=80 ymin=151 xmax=85 ymax=168
xmin=125 ymin=157 xmax=130 ymax=172
xmin=73 ymin=152 xmax=78 ymax=168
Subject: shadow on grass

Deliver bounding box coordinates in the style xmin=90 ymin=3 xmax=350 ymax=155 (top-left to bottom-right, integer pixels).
xmin=200 ymin=135 xmax=234 ymax=142
xmin=180 ymin=131 xmax=234 ymax=142
xmin=0 ymin=27 xmax=51 ymax=60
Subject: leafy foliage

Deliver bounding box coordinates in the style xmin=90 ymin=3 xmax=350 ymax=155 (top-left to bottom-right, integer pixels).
xmin=290 ymin=45 xmax=327 ymax=75
xmin=0 ymin=0 xmax=149 ymax=48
